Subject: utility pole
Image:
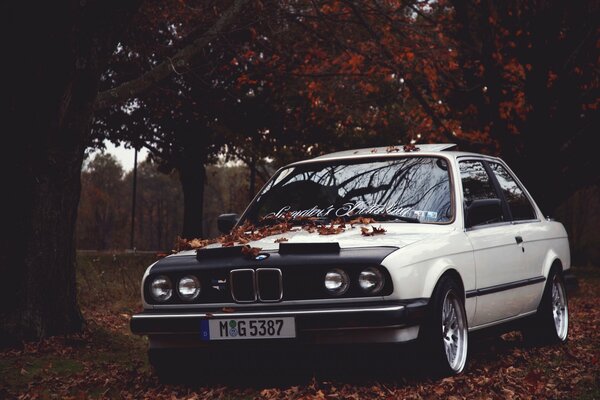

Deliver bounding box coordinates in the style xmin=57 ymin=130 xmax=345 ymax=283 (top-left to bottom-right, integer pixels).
xmin=130 ymin=147 xmax=138 ymax=251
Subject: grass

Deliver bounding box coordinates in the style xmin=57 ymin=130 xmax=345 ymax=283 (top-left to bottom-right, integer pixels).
xmin=76 ymin=251 xmax=157 ymax=311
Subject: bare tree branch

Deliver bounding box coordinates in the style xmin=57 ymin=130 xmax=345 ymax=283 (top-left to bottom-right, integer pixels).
xmin=94 ymin=0 xmax=251 ymax=111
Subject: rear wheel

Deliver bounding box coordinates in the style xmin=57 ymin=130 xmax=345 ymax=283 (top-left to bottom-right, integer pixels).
xmin=523 ymin=269 xmax=568 ymax=344
xmin=420 ymin=276 xmax=468 ymax=376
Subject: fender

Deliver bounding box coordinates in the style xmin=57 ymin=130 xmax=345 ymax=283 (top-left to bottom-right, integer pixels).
xmin=421 ymin=259 xmax=476 ymax=324
xmin=541 ymin=250 xmax=562 ymax=278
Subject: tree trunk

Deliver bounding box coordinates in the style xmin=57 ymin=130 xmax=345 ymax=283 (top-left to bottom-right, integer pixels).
xmin=179 ymin=158 xmax=206 ymax=239
xmin=1 ymin=0 xmax=140 ymax=345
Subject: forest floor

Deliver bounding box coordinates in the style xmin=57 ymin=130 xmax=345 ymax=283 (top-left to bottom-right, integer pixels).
xmin=1 ymin=253 xmax=599 ymax=399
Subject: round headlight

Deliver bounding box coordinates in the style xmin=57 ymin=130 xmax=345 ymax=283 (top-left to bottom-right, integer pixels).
xmin=324 ymin=268 xmax=349 ymax=295
xmin=178 ymin=275 xmax=201 ymax=301
xmin=150 ymin=275 xmax=172 ymax=302
xmin=359 ymin=267 xmax=384 ymax=293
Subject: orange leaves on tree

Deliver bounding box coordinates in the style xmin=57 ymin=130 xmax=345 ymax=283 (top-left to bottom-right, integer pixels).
xmin=358 ymin=81 xmax=378 ymax=94
xmin=346 ymin=53 xmax=365 ymax=73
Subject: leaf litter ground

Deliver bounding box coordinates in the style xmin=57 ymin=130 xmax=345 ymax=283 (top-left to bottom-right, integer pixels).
xmin=1 ymin=255 xmax=598 ymax=399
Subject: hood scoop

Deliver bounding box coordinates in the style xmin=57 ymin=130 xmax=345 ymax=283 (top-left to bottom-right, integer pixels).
xmin=279 ymin=242 xmax=340 ymax=255
xmin=196 ymin=246 xmax=244 ymax=260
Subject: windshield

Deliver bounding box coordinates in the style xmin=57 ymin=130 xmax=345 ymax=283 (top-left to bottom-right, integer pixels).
xmin=243 ymin=156 xmax=453 ymax=225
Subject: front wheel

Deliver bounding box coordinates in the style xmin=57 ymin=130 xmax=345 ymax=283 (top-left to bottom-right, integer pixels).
xmin=420 ymin=276 xmax=469 ymax=376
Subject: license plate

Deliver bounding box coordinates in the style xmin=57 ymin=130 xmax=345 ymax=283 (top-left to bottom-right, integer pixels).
xmin=201 ymin=317 xmax=296 ymax=340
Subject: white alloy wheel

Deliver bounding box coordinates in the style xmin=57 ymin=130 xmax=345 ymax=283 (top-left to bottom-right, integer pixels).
xmin=441 ymin=291 xmax=468 ymax=373
xmin=551 ymin=275 xmax=569 ymax=341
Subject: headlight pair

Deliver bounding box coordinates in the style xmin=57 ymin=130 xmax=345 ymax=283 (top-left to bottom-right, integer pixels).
xmin=324 ymin=267 xmax=384 ymax=296
xmin=150 ymin=275 xmax=201 ymax=302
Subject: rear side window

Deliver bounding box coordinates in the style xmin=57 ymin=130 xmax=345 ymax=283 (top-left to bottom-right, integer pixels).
xmin=459 ymin=161 xmax=498 ymax=206
xmin=489 ymin=163 xmax=536 ymax=221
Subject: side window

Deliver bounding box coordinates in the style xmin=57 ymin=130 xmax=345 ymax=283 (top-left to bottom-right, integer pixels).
xmin=459 ymin=161 xmax=498 ymax=206
xmin=489 ymin=163 xmax=537 ymax=221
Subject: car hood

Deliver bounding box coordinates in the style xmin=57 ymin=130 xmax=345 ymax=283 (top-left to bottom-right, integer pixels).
xmin=173 ymin=223 xmax=456 ymax=257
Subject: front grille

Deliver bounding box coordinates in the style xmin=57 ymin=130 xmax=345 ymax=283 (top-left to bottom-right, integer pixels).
xmin=256 ymin=268 xmax=283 ymax=302
xmin=230 ymin=269 xmax=256 ymax=303
xmin=230 ymin=268 xmax=282 ymax=303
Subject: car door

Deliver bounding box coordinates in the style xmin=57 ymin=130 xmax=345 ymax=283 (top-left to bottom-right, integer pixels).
xmin=487 ymin=161 xmax=546 ymax=314
xmin=459 ymin=159 xmax=527 ymax=327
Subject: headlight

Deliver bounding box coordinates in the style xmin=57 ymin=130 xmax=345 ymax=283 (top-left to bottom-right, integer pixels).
xmin=150 ymin=275 xmax=172 ymax=302
xmin=358 ymin=267 xmax=384 ymax=293
xmin=178 ymin=275 xmax=201 ymax=301
xmin=324 ymin=268 xmax=349 ymax=295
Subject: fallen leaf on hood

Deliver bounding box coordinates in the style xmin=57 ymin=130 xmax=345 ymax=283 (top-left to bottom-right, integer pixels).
xmin=241 ymin=245 xmax=262 ymax=258
xmin=274 ymin=237 xmax=289 ymax=243
xmin=317 ymin=223 xmax=346 ymax=235
xmin=349 ymin=216 xmax=375 ymax=225
xmin=361 ymin=225 xmax=386 ymax=236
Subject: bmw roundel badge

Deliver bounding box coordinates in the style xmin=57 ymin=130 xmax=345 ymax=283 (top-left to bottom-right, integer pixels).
xmin=255 ymin=254 xmax=269 ymax=261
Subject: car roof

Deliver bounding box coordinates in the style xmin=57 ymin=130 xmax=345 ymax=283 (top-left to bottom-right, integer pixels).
xmin=293 ymin=144 xmax=494 ymax=165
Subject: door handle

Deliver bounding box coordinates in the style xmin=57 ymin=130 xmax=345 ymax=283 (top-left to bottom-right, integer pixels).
xmin=515 ymin=236 xmax=523 ymax=244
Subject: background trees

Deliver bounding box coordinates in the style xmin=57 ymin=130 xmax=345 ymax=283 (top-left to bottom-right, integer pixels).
xmin=75 ymin=155 xmax=256 ymax=250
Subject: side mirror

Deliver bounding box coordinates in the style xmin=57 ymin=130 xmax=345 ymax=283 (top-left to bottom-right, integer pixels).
xmin=465 ymin=199 xmax=503 ymax=228
xmin=217 ymin=213 xmax=239 ymax=234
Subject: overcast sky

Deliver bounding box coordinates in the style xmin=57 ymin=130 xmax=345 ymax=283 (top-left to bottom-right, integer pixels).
xmin=88 ymin=141 xmax=149 ymax=172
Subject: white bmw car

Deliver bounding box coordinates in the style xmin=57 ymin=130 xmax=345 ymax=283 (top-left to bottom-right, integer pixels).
xmin=131 ymin=144 xmax=572 ymax=377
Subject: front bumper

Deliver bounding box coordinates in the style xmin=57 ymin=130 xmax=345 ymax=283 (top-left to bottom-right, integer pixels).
xmin=131 ymin=300 xmax=427 ymax=345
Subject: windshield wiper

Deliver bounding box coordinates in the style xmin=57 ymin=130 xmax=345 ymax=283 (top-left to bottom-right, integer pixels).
xmin=344 ymin=213 xmax=420 ymax=223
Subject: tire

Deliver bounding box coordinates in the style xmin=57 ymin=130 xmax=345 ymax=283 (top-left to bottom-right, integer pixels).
xmin=419 ymin=276 xmax=469 ymax=376
xmin=523 ymin=269 xmax=569 ymax=345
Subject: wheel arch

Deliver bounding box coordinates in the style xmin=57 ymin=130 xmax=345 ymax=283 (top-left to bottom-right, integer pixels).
xmin=542 ymin=251 xmax=564 ymax=279
xmin=424 ymin=265 xmax=466 ymax=302
xmin=420 ymin=263 xmax=475 ymax=326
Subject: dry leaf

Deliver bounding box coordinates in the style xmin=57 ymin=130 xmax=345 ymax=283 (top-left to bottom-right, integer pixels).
xmin=361 ymin=225 xmax=386 ymax=236
xmin=241 ymin=245 xmax=262 ymax=258
xmin=349 ymin=216 xmax=375 ymax=225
